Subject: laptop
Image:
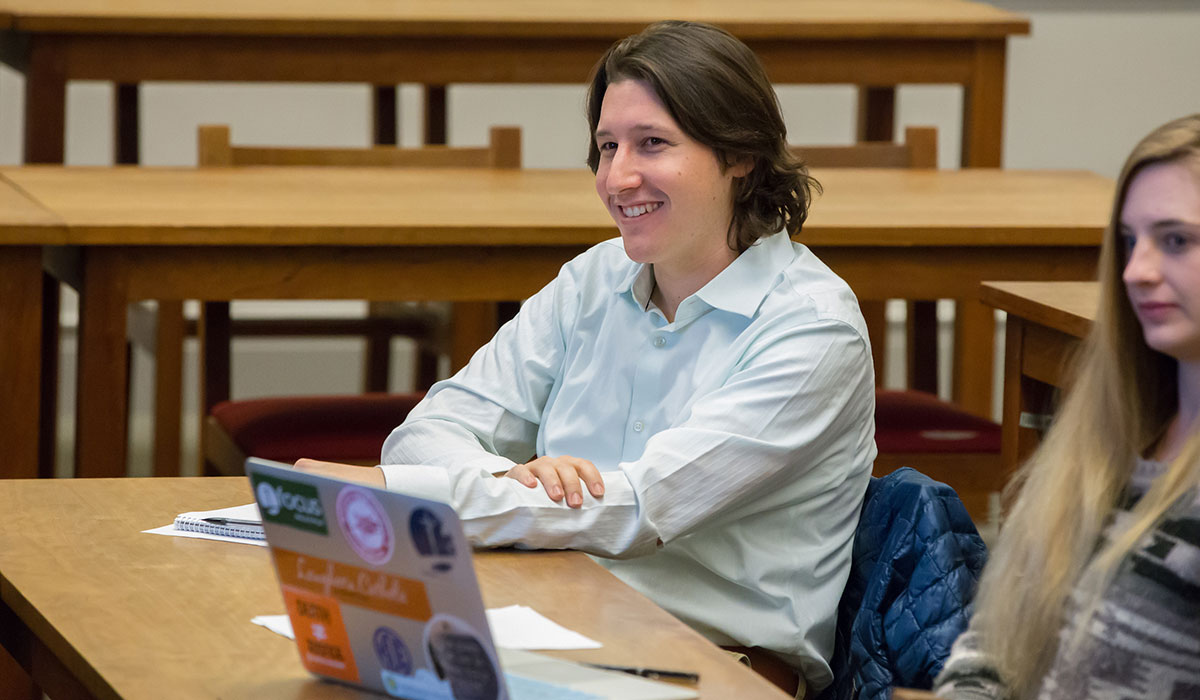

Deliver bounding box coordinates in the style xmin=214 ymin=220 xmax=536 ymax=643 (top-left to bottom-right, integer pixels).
xmin=245 ymin=458 xmax=698 ymax=700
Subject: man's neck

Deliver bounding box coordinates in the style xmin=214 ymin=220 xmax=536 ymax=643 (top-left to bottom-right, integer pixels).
xmin=649 ymin=249 xmax=738 ymax=323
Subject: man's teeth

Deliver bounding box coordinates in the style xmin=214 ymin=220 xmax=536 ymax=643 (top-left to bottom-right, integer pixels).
xmin=621 ymin=202 xmax=662 ymax=218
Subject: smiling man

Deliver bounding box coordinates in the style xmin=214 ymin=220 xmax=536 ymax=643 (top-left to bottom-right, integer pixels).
xmin=297 ymin=21 xmax=876 ymax=697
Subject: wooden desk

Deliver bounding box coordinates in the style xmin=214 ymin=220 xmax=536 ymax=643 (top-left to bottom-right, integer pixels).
xmin=0 ymin=184 xmax=65 ymax=481
xmin=0 ymin=477 xmax=785 ymax=700
xmin=0 ymin=0 xmax=1029 ymax=166
xmin=0 ymin=166 xmax=1112 ymax=479
xmin=981 ymin=281 xmax=1098 ymax=478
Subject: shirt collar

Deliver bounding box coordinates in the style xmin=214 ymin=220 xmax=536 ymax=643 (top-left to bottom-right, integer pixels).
xmin=617 ymin=231 xmax=795 ymax=318
xmin=616 ymin=260 xmax=655 ymax=309
xmin=694 ymin=232 xmax=795 ymax=319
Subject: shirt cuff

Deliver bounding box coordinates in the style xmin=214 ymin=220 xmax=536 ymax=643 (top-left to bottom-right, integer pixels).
xmin=378 ymin=464 xmax=454 ymax=504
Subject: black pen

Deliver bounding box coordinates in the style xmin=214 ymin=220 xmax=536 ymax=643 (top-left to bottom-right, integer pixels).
xmin=583 ymin=662 xmax=699 ymax=684
xmin=201 ymin=517 xmax=263 ymax=527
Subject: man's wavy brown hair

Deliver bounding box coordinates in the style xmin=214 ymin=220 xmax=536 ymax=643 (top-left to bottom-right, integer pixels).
xmin=586 ymin=20 xmax=819 ymax=252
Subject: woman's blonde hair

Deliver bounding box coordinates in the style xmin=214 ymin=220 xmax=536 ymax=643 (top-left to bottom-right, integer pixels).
xmin=970 ymin=114 xmax=1200 ymax=697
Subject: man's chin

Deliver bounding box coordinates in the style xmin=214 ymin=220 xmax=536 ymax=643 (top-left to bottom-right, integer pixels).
xmin=618 ymin=234 xmax=656 ymax=264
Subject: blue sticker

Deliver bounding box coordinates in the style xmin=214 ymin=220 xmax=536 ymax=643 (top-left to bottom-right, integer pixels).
xmin=381 ymin=668 xmax=454 ymax=700
xmin=410 ymin=508 xmax=455 ymax=557
xmin=373 ymin=626 xmax=413 ymax=674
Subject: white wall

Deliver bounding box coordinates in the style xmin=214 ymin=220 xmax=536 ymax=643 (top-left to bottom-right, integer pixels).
xmin=3 ymin=2 xmax=1197 ymax=474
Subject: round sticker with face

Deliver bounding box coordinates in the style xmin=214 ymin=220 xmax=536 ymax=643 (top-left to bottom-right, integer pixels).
xmin=335 ymin=487 xmax=394 ymax=565
xmin=423 ymin=615 xmax=502 ymax=700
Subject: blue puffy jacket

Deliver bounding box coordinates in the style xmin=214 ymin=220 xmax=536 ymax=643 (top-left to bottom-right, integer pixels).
xmin=816 ymin=467 xmax=987 ymax=700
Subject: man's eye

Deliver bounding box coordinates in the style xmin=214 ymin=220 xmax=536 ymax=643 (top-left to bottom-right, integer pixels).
xmin=597 ymin=142 xmax=616 ymax=152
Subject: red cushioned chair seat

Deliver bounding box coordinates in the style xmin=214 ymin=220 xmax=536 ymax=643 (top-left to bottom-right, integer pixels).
xmin=210 ymin=392 xmax=425 ymax=464
xmin=875 ymin=389 xmax=1000 ymax=454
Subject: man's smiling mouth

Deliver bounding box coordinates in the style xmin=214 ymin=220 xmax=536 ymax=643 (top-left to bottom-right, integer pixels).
xmin=621 ymin=202 xmax=663 ymax=218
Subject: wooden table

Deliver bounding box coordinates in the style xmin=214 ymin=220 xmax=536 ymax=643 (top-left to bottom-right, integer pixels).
xmin=0 ymin=0 xmax=1029 ymax=166
xmin=0 ymin=476 xmax=785 ymax=700
xmin=2 ymin=166 xmax=1114 ymax=479
xmin=0 ymin=183 xmax=65 ymax=482
xmin=981 ymin=281 xmax=1098 ymax=477
xmin=0 ymin=167 xmax=1113 ymax=479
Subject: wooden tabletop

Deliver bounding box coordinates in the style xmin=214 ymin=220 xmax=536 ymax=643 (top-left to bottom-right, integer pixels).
xmin=983 ymin=281 xmax=1099 ymax=474
xmin=0 ymin=166 xmax=1113 ymax=478
xmin=0 ymin=176 xmax=65 ymax=238
xmin=981 ymin=280 xmax=1099 ymax=338
xmin=0 ymin=167 xmax=1112 ymax=247
xmin=0 ymin=477 xmax=785 ymax=700
xmin=0 ymin=0 xmax=1029 ymax=38
xmin=0 ymin=0 xmax=1028 ymax=168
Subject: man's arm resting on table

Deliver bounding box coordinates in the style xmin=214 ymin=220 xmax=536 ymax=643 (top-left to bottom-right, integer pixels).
xmin=294 ymin=457 xmax=653 ymax=558
xmin=294 ymin=456 xmax=604 ymax=510
xmin=294 ymin=459 xmax=385 ymax=487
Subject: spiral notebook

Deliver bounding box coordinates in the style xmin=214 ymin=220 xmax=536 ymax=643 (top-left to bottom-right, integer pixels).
xmin=173 ymin=503 xmax=265 ymax=541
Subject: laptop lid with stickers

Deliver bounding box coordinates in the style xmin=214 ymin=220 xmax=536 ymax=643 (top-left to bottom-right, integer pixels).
xmin=248 ymin=457 xmax=511 ymax=699
xmin=245 ymin=458 xmax=697 ymax=700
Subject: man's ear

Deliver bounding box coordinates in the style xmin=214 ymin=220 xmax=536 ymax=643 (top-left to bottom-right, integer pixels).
xmin=728 ymin=158 xmax=754 ymax=179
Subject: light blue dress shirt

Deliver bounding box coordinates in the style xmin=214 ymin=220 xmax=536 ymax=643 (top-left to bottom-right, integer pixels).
xmin=380 ymin=232 xmax=875 ymax=689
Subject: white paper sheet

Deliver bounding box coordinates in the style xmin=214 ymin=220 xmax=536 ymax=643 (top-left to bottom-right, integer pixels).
xmin=486 ymin=605 xmax=603 ymax=650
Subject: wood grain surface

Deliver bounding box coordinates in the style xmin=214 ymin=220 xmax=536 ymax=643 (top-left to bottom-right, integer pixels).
xmin=0 ymin=477 xmax=785 ymax=699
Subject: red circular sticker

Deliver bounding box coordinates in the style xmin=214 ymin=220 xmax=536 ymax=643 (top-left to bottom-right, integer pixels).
xmin=336 ymin=487 xmax=395 ymax=565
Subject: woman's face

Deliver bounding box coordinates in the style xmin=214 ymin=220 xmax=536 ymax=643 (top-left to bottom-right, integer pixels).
xmin=592 ymin=79 xmax=748 ymax=277
xmin=1121 ymin=160 xmax=1200 ymax=363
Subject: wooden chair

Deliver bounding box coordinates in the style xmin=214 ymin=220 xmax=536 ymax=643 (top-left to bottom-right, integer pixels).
xmin=134 ymin=125 xmax=520 ymax=476
xmin=793 ymin=125 xmax=939 ymax=389
xmin=204 ymin=392 xmax=425 ymax=475
xmin=793 ymin=126 xmax=1002 ymax=522
xmin=194 ymin=123 xmax=521 ymax=402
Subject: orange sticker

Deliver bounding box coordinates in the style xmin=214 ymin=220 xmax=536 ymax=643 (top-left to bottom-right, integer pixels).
xmin=283 ymin=589 xmax=360 ymax=684
xmin=273 ymin=548 xmax=432 ymax=621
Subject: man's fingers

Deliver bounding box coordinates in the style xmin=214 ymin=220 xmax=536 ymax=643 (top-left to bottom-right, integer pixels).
xmin=527 ymin=461 xmax=565 ymax=502
xmin=503 ymin=464 xmax=539 ymax=488
xmin=511 ymin=456 xmax=603 ymax=507
xmin=567 ymin=457 xmax=605 ymax=498
xmin=554 ymin=462 xmax=586 ymax=508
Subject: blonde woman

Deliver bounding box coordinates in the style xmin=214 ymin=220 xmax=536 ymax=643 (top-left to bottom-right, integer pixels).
xmin=934 ymin=114 xmax=1200 ymax=698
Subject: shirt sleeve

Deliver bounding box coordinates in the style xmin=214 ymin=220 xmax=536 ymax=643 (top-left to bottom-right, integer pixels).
xmin=617 ymin=314 xmax=874 ymax=550
xmin=381 ymin=262 xmax=575 ymax=475
xmin=380 ymin=297 xmax=875 ymax=560
xmin=931 ymin=630 xmax=1013 ymax=700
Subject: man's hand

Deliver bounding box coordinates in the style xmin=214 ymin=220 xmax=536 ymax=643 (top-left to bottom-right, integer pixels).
xmin=294 ymin=459 xmax=386 ymax=488
xmin=503 ymin=456 xmax=605 ymax=508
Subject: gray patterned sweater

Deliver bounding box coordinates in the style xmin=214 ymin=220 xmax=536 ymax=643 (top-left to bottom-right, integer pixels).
xmin=933 ymin=459 xmax=1200 ymax=699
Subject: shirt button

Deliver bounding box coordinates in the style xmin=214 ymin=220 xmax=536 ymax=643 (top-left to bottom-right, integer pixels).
xmin=653 ymin=336 xmax=666 ymax=348
xmin=633 ymin=421 xmax=644 ymax=432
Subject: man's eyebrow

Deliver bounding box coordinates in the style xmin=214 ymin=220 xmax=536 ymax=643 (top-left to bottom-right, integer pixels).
xmin=594 ymin=124 xmax=673 ymax=139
